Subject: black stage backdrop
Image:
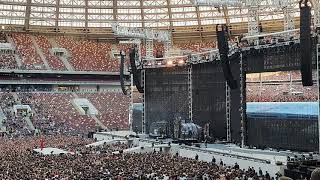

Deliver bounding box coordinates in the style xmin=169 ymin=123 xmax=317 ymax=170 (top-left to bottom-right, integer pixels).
xmin=192 ymin=60 xmax=242 ymax=143
xmin=192 ymin=61 xmax=227 ymax=140
xmin=247 ymin=116 xmax=318 ymax=152
xmin=145 ymin=66 xmax=189 ymax=136
xmin=144 ymin=60 xmax=242 ymax=143
xmin=244 ymin=37 xmax=318 ymax=73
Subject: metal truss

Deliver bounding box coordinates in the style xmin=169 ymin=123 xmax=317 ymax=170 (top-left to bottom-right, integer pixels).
xmin=146 ymin=39 xmax=154 ymax=59
xmin=112 ymin=23 xmax=171 ymax=59
xmin=246 ymin=0 xmax=260 ymax=44
xmin=226 ymin=81 xmax=231 ymax=142
xmin=164 ymin=41 xmax=172 ymax=57
xmin=281 ymin=0 xmax=295 ymax=39
xmin=129 ymin=73 xmax=134 ymax=132
xmin=188 ymin=65 xmax=193 ymax=121
xmin=239 ymin=53 xmax=245 ymax=148
xmin=112 ymin=23 xmax=171 ymax=42
xmin=142 ymin=69 xmax=146 ymax=134
xmin=314 ymin=0 xmax=320 ymax=30
xmin=317 ymin=44 xmax=320 ymax=153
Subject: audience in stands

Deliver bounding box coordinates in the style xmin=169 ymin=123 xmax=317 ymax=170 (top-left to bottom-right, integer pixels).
xmin=0 ymin=32 xmax=6 ymax=43
xmin=0 ymin=92 xmax=33 ymax=137
xmin=34 ymin=35 xmax=67 ymax=71
xmin=18 ymin=92 xmax=97 ymax=135
xmin=0 ymin=54 xmax=17 ymax=69
xmin=57 ymin=36 xmax=119 ymax=72
xmin=247 ymin=70 xmax=318 ymax=102
xmin=78 ymin=92 xmax=130 ymax=130
xmin=11 ymin=33 xmax=45 ymax=70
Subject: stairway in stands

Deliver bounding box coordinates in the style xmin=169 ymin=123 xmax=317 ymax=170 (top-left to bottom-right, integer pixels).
xmin=317 ymin=44 xmax=320 ymax=114
xmin=11 ymin=92 xmax=35 ymax=131
xmin=71 ymin=93 xmax=108 ymax=131
xmin=30 ymin=36 xmax=51 ymax=70
xmin=24 ymin=116 xmax=35 ymax=131
xmin=0 ymin=108 xmax=6 ymax=132
xmin=5 ymin=34 xmax=23 ymax=68
xmin=47 ymin=37 xmax=75 ymax=71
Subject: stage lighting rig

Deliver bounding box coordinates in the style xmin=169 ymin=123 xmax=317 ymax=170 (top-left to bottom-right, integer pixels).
xmin=112 ymin=22 xmax=172 ymax=60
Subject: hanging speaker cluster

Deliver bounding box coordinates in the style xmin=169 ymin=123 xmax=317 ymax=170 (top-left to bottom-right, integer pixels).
xmin=216 ymin=24 xmax=238 ymax=89
xmin=299 ymin=0 xmax=313 ymax=86
xmin=119 ymin=50 xmax=128 ymax=95
xmin=129 ymin=47 xmax=144 ymax=93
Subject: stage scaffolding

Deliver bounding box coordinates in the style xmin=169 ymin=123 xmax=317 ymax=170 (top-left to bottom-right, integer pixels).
xmin=135 ymin=38 xmax=319 ymax=151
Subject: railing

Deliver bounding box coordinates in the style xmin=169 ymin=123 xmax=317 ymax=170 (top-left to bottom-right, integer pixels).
xmin=180 ymin=145 xmax=271 ymax=164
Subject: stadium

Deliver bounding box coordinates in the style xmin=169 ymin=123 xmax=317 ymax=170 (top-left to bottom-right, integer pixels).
xmin=0 ymin=0 xmax=319 ymax=179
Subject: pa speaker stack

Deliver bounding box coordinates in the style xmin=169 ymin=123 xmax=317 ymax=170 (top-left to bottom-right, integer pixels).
xmin=129 ymin=47 xmax=144 ymax=93
xmin=216 ymin=24 xmax=237 ymax=89
xmin=299 ymin=0 xmax=313 ymax=86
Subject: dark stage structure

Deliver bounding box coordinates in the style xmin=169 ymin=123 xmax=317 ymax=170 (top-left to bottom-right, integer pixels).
xmin=137 ymin=38 xmax=319 ymax=151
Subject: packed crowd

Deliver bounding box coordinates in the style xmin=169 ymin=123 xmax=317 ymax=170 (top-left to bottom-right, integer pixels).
xmin=18 ymin=92 xmax=97 ymax=135
xmin=0 ymin=32 xmax=6 ymax=43
xmin=0 ymin=92 xmax=32 ymax=137
xmin=0 ymin=90 xmax=131 ymax=136
xmin=246 ymin=71 xmax=318 ymax=102
xmin=78 ymin=92 xmax=130 ymax=130
xmin=176 ymin=41 xmax=216 ymax=52
xmin=247 ymin=83 xmax=318 ymax=102
xmin=0 ymin=54 xmax=17 ymax=69
xmin=57 ymin=36 xmax=119 ymax=72
xmin=0 ymin=32 xmax=222 ymax=71
xmin=246 ymin=70 xmax=317 ymax=82
xmin=34 ymin=35 xmax=67 ymax=71
xmin=11 ymin=33 xmax=45 ymax=70
xmin=0 ymin=134 xmax=276 ymax=179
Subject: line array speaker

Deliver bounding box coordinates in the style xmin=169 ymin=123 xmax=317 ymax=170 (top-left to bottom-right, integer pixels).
xmin=299 ymin=0 xmax=313 ymax=86
xmin=129 ymin=47 xmax=144 ymax=93
xmin=216 ymin=24 xmax=238 ymax=89
xmin=119 ymin=50 xmax=128 ymax=95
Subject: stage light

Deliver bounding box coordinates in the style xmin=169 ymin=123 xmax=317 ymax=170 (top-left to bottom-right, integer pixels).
xmin=178 ymin=59 xmax=185 ymax=64
xmin=167 ymin=60 xmax=173 ymax=66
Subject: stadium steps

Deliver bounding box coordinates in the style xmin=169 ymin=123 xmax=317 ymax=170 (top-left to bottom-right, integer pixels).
xmin=72 ymin=92 xmax=79 ymax=98
xmin=10 ymin=92 xmax=35 ymax=131
xmin=5 ymin=34 xmax=23 ymax=68
xmin=11 ymin=92 xmax=21 ymax=104
xmin=24 ymin=115 xmax=35 ymax=131
xmin=30 ymin=36 xmax=52 ymax=70
xmin=90 ymin=114 xmax=109 ymax=131
xmin=47 ymin=37 xmax=75 ymax=71
xmin=71 ymin=93 xmax=108 ymax=130
xmin=0 ymin=108 xmax=6 ymax=131
xmin=47 ymin=38 xmax=59 ymax=48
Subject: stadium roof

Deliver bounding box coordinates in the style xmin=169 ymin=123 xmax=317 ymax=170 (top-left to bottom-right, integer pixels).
xmin=0 ymin=0 xmax=306 ymax=41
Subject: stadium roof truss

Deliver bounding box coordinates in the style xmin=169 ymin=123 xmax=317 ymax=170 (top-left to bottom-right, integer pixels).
xmin=0 ymin=0 xmax=316 ymax=41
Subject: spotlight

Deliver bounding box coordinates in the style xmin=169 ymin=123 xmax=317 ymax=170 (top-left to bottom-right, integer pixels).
xmin=167 ymin=60 xmax=173 ymax=66
xmin=157 ymin=61 xmax=162 ymax=65
xmin=178 ymin=59 xmax=185 ymax=64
